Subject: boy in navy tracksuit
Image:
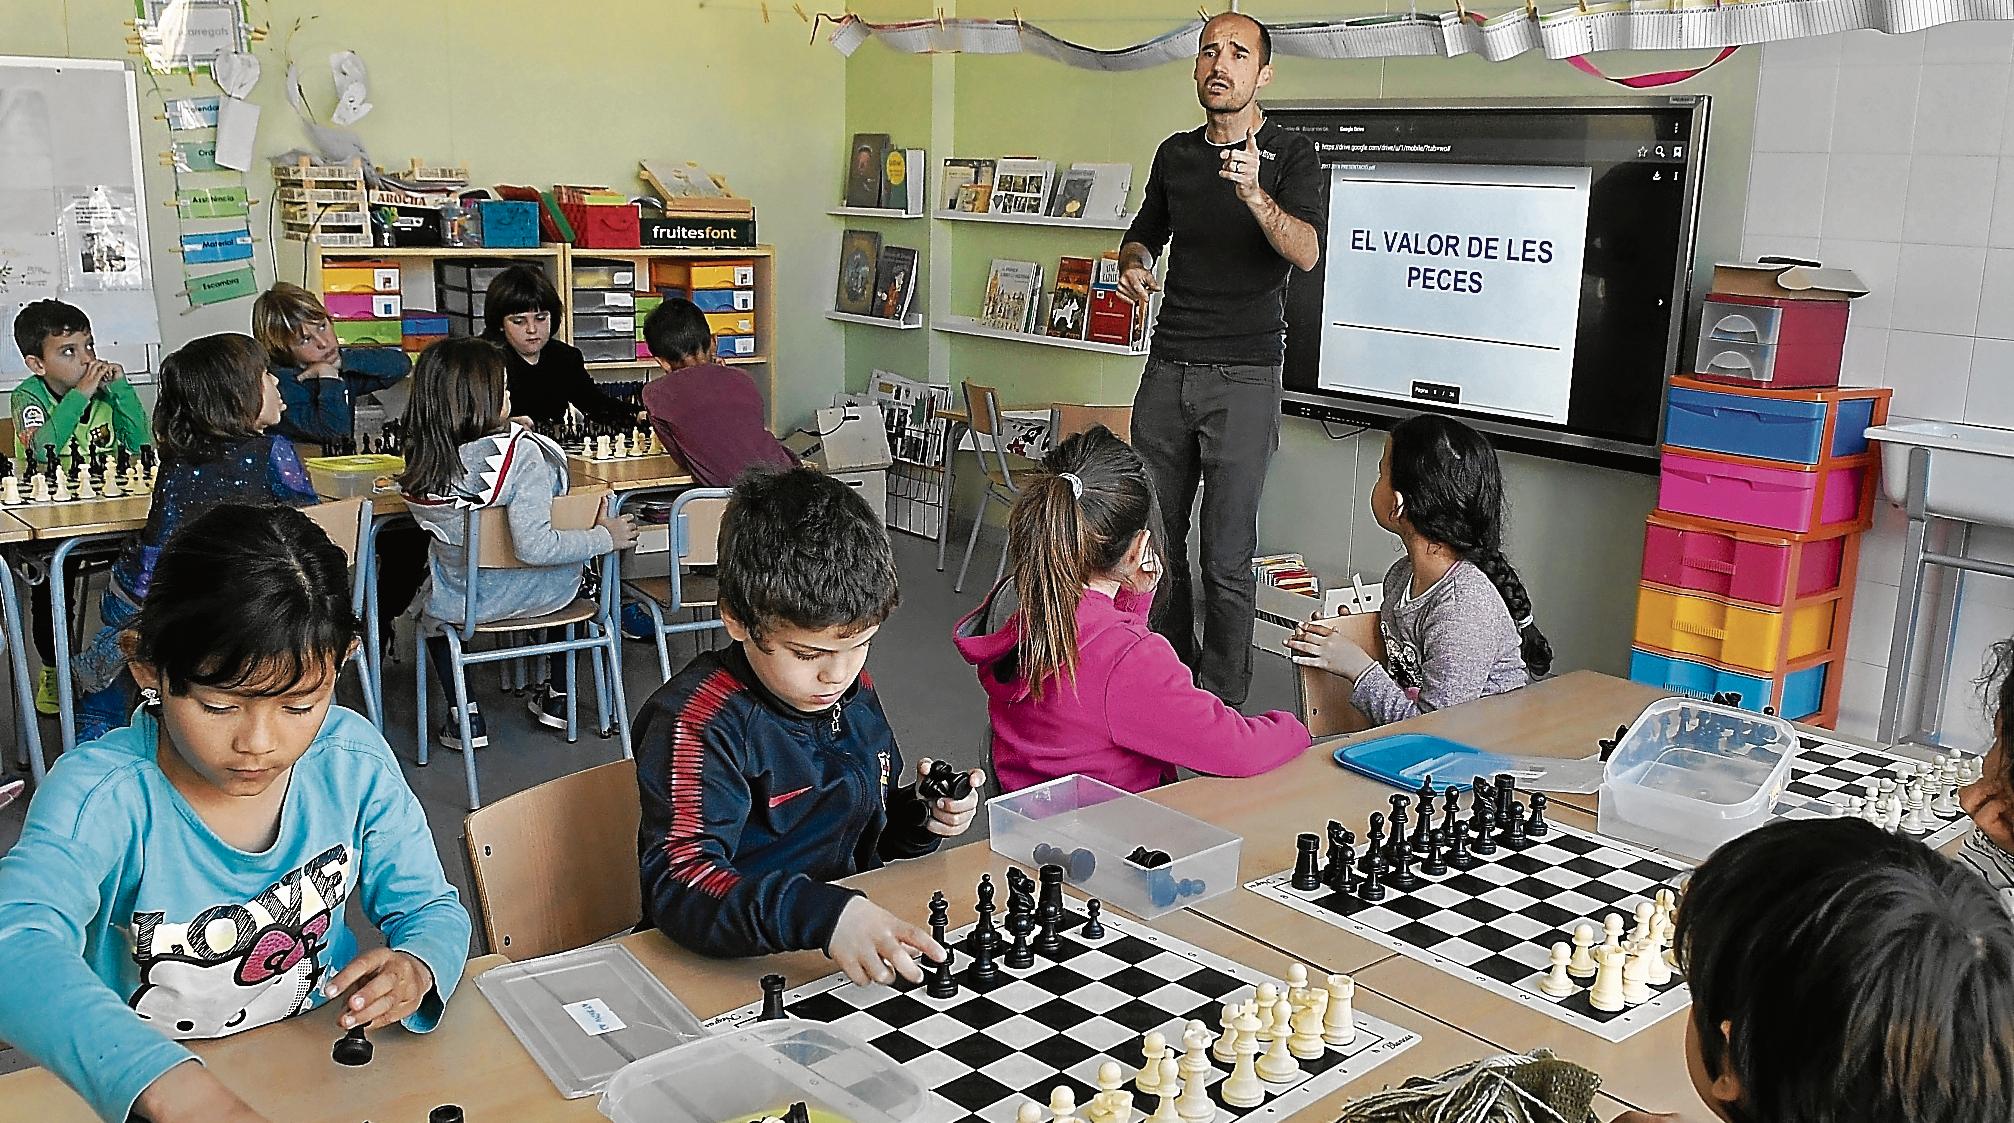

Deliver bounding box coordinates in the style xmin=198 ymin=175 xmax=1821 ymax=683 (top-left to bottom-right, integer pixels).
xmin=635 ymin=468 xmax=985 ymax=985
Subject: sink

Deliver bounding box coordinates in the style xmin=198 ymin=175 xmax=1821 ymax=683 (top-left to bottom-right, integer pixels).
xmin=1866 ymin=419 xmax=2014 ymax=526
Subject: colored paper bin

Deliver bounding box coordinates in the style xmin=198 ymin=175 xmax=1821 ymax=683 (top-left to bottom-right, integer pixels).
xmin=1634 ymin=585 xmax=1837 ymax=673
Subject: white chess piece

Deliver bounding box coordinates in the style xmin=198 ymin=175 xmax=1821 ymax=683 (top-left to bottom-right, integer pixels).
xmin=1601 ymin=913 xmax=1625 ymax=955
xmin=29 ymin=473 xmax=48 ymax=503
xmin=1017 ymin=1102 xmax=1044 ymax=1123
xmin=1644 ymin=924 xmax=1675 ymax=987
xmin=1051 ymin=1087 xmax=1081 ymax=1123
xmin=1220 ymin=1011 xmax=1265 ymax=1108
xmin=1322 ymin=973 xmax=1356 ymax=1047
xmin=1626 ymin=902 xmax=1655 ymax=947
xmin=1934 ymin=760 xmax=1962 ymax=816
xmin=52 ymin=471 xmax=69 ymax=502
xmin=1567 ymin=923 xmax=1599 ymax=978
xmin=1212 ymin=1001 xmax=1241 ymax=1064
xmin=1621 ymin=941 xmax=1654 ymax=1006
xmin=102 ymin=468 xmax=121 ymax=498
xmin=596 ymin=434 xmax=613 ymax=460
xmin=1284 ymin=963 xmax=1310 ymax=1007
xmin=1256 ymin=998 xmax=1299 ymax=1083
xmin=648 ymin=428 xmax=666 ymax=455
xmin=1588 ymin=945 xmax=1628 ymax=1013
xmin=1 ymin=476 xmax=19 ymax=506
xmin=1251 ymin=983 xmax=1279 ymax=1035
xmin=1539 ymin=942 xmax=1577 ymax=998
xmin=1288 ymin=993 xmax=1324 ymax=1059
xmin=74 ymin=464 xmax=93 ymax=500
xmin=1146 ymin=1057 xmax=1181 ymax=1123
xmin=1090 ymin=1062 xmax=1125 ymax=1123
xmin=1137 ymin=1031 xmax=1167 ymax=1096
xmin=1177 ymin=1030 xmax=1214 ymax=1122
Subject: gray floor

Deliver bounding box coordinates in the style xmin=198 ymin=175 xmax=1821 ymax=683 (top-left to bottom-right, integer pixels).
xmin=0 ymin=525 xmax=1297 ymax=937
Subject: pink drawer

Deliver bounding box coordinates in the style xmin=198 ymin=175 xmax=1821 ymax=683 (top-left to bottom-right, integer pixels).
xmin=1656 ymin=450 xmax=1867 ymax=534
xmin=1641 ymin=512 xmax=1848 ymax=608
xmin=325 ymin=292 xmax=400 ymax=320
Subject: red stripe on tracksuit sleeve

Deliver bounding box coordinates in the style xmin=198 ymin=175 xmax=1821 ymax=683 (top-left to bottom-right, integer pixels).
xmin=662 ymin=669 xmax=745 ymax=898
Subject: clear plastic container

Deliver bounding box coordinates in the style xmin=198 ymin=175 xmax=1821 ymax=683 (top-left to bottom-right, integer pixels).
xmin=302 ymin=453 xmax=404 ymax=499
xmin=599 ymin=1022 xmax=927 ymax=1123
xmin=987 ymin=773 xmax=1240 ymax=918
xmin=476 ymin=944 xmax=705 ymax=1098
xmin=1598 ymin=697 xmax=1798 ymax=861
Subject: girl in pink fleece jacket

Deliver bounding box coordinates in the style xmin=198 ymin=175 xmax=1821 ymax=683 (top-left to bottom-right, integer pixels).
xmin=953 ymin=425 xmax=1310 ymax=794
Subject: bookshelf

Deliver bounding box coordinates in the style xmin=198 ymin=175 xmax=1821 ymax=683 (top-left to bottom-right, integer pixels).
xmin=934 ymin=209 xmax=1134 ymax=232
xmin=828 ymin=206 xmax=925 ymax=220
xmin=827 ymin=310 xmax=923 ymax=330
xmin=932 ymin=315 xmax=1147 ymax=356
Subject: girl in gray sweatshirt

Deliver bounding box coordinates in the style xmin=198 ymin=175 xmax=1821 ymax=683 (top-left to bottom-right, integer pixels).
xmin=1287 ymin=415 xmax=1551 ymax=725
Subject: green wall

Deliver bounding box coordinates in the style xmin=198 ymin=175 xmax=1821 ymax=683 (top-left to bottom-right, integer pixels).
xmin=843 ymin=1 xmax=1760 ymax=676
xmin=1 ymin=0 xmax=850 ymax=430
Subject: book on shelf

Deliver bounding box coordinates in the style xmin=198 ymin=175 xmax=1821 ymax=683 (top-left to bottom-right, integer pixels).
xmin=835 ymin=228 xmax=883 ymax=316
xmin=845 ymin=133 xmax=891 ymax=209
xmin=990 ymin=157 xmax=1055 ymax=217
xmin=871 ymin=245 xmax=920 ymax=321
xmin=981 ymin=259 xmax=1044 ymax=333
xmin=1087 ymin=250 xmax=1147 ymax=348
xmin=1046 ymin=168 xmax=1095 ymax=219
xmin=954 ymin=182 xmax=993 ymax=213
xmin=1091 ymin=250 xmax=1123 ymax=289
xmin=880 ymin=147 xmax=926 ymax=215
xmin=940 ymin=158 xmax=996 ymax=211
xmin=1074 ymin=162 xmax=1134 ymax=220
xmin=1045 ymin=256 xmax=1094 ymax=340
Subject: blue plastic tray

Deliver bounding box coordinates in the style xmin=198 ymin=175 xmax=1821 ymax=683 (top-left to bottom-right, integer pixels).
xmin=1332 ymin=733 xmax=1536 ymax=793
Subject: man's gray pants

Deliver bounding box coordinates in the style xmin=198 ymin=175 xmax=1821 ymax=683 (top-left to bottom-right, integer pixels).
xmin=1129 ymin=356 xmax=1282 ymax=708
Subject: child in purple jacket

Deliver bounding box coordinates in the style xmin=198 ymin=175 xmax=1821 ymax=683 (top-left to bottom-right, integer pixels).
xmin=954 ymin=426 xmax=1308 ymax=793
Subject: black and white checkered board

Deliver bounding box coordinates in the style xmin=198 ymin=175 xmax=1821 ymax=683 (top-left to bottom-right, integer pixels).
xmin=1774 ymin=735 xmax=1973 ymax=849
xmin=1246 ymin=820 xmax=1692 ymax=1042
xmin=706 ymin=905 xmax=1419 ymax=1123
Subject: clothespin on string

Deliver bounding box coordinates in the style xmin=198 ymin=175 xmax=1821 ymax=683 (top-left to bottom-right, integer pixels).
xmin=794 ymin=2 xmax=809 ymax=22
xmin=760 ymin=2 xmax=770 ymax=22
xmin=1526 ymin=0 xmax=1539 ymax=20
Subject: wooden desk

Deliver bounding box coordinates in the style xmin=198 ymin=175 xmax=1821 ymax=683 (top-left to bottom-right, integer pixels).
xmin=5 ymin=493 xmax=152 ymax=538
xmin=0 ymin=511 xmax=35 ymax=543
xmin=569 ymin=453 xmax=694 ymax=493
xmin=0 ymin=844 xmax=1644 ymax=1122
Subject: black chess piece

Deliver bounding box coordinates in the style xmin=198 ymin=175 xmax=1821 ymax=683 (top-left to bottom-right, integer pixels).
xmin=1469 ymin=784 xmax=1499 ymax=856
xmin=1359 ymin=852 xmax=1387 ymax=902
xmin=1493 ymin=774 xmax=1518 ymax=828
xmin=1034 ymin=866 xmax=1065 ymax=955
xmin=1034 ymin=843 xmax=1095 ymax=882
xmin=926 ymin=892 xmax=960 ymax=997
xmin=1386 ymin=795 xmax=1410 ymax=861
xmin=1339 ymin=833 xmax=1359 ymax=894
xmin=1081 ymin=898 xmax=1106 ymax=939
xmin=1410 ymin=790 xmax=1436 ymax=855
xmin=1446 ymin=816 xmax=1478 ymax=870
xmin=1387 ymin=837 xmax=1423 ymax=892
xmin=1005 ymin=907 xmax=1036 ymax=969
xmin=332 ymin=1025 xmax=373 ymax=1066
xmin=1527 ymin=792 xmax=1551 ymax=837
xmin=1292 ymin=832 xmax=1322 ymax=891
xmin=1416 ymin=773 xmax=1437 ymax=816
xmin=758 ymin=973 xmax=788 ymax=1019
xmin=1323 ymin=822 xmax=1349 ymax=890
xmin=1505 ymin=803 xmax=1529 ymax=850
xmin=114 ymin=447 xmax=128 ymax=477
xmin=1438 ymin=786 xmax=1462 ymax=844
xmin=967 ymin=911 xmax=1001 ymax=986
xmin=1360 ymin=812 xmax=1385 ymax=875
xmin=785 ymin=1103 xmax=811 ymax=1123
xmin=1421 ymin=831 xmax=1447 ymax=876
xmin=140 ymin=445 xmax=156 ymax=473
xmin=1006 ymin=867 xmax=1036 ymax=915
xmin=967 ymin=875 xmax=1000 ymax=957
xmin=42 ymin=445 xmax=57 ymax=482
xmin=429 ymin=1107 xmax=466 ymax=1123
xmin=920 ymin=759 xmax=973 ymax=801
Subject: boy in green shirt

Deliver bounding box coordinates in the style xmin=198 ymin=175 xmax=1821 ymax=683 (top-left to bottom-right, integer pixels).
xmin=10 ymin=300 xmax=153 ymax=714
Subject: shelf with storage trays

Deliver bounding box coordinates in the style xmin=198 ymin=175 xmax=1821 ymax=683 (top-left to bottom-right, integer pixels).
xmin=303 ymin=244 xmax=570 ymax=362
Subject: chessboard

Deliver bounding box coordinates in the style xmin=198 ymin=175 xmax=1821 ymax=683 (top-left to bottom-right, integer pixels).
xmin=1773 ymin=734 xmax=1977 ymax=850
xmin=707 ymin=891 xmax=1419 ymax=1123
xmin=1246 ymin=781 xmax=1692 ymax=1043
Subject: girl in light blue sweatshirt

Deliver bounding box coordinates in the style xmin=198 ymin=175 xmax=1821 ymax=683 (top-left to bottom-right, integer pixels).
xmin=0 ymin=504 xmax=470 ymax=1123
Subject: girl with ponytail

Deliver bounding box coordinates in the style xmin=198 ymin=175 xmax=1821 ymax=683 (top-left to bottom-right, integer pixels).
xmin=1287 ymin=414 xmax=1551 ymax=725
xmin=954 ymin=426 xmax=1309 ymax=794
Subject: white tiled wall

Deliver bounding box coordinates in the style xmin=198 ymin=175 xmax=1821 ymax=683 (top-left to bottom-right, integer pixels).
xmin=1744 ymin=24 xmax=2014 ymax=746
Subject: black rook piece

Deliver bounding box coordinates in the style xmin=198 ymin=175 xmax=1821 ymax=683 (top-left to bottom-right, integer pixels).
xmin=758 ymin=973 xmax=788 ymax=1020
xmin=1494 ymin=774 xmax=1517 ymax=828
xmin=1292 ymin=832 xmax=1322 ymax=891
xmin=332 ymin=1026 xmax=373 ymax=1066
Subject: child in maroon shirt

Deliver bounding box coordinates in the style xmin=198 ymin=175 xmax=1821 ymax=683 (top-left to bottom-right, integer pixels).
xmin=639 ymin=299 xmax=795 ymax=487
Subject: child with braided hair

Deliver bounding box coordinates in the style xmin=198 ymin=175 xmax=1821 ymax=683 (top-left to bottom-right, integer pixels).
xmin=1288 ymin=415 xmax=1550 ymax=725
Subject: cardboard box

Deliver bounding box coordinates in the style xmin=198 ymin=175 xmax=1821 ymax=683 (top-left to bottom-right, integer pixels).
xmin=1709 ymin=259 xmax=1867 ymax=302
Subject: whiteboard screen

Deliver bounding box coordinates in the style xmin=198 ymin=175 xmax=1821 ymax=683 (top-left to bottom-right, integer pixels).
xmin=0 ymin=56 xmax=161 ymax=382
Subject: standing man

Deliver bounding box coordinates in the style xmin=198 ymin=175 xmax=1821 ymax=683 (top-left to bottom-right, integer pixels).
xmin=1119 ymin=12 xmax=1324 ymax=706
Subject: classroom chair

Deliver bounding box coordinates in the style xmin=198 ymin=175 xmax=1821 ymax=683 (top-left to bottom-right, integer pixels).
xmin=462 ymin=758 xmax=642 ymax=960
xmin=1292 ymin=613 xmax=1385 ymax=738
xmin=414 ymin=487 xmax=631 ymax=809
xmin=1049 ymin=403 xmax=1133 ymax=444
xmin=619 ymin=487 xmax=731 ymax=683
xmin=955 ymin=382 xmax=1038 ymax=594
xmin=303 ymin=497 xmax=379 ymax=729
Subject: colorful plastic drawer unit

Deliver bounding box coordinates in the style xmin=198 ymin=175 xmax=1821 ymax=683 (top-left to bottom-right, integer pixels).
xmin=1634 ymin=585 xmax=1837 ymax=673
xmin=1628 ymin=647 xmax=1830 ymax=722
xmin=1657 ymin=449 xmax=1870 ymax=534
xmin=1693 ymin=294 xmax=1848 ymax=389
xmin=1640 ymin=511 xmax=1849 ymax=608
xmin=1664 ymin=377 xmax=1887 ymax=465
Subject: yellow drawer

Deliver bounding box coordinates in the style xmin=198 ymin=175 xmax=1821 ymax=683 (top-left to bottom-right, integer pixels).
xmin=321 ymin=264 xmax=400 ymax=294
xmin=689 ymin=261 xmax=755 ymax=288
xmin=704 ymin=310 xmax=756 ymax=336
xmin=1634 ymin=585 xmax=1835 ymax=673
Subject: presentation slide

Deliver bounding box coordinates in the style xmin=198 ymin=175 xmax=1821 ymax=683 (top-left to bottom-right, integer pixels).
xmin=1319 ymin=163 xmax=1592 ymax=424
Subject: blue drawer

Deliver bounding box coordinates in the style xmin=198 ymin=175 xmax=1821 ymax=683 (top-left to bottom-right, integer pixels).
xmin=1627 ymin=647 xmax=1828 ymax=721
xmin=1665 ymin=384 xmax=1880 ymax=465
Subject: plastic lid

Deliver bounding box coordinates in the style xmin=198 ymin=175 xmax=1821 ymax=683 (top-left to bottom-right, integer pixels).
xmin=475 ymin=944 xmax=705 ymax=1099
xmin=599 ymin=1021 xmax=928 ymax=1123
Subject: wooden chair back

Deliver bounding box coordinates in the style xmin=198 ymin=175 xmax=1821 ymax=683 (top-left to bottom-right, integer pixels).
xmin=962 ymin=381 xmax=1003 ymax=436
xmin=679 ymin=494 xmax=729 ymax=567
xmin=1050 ymin=403 xmax=1134 ymax=444
xmin=462 ymin=759 xmax=642 ymax=959
xmin=474 ymin=487 xmax=612 ymax=568
xmin=303 ymin=497 xmax=369 ymax=566
xmin=1294 ymin=613 xmax=1386 ymax=738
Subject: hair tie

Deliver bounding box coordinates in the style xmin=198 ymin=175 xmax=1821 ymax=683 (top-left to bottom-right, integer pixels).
xmin=1059 ymin=472 xmax=1084 ymax=499
xmin=1515 ymin=614 xmax=1534 ymax=630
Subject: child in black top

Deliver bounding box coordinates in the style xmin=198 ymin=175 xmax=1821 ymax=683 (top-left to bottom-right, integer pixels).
xmin=480 ymin=265 xmax=636 ymax=429
xmin=1613 ymin=817 xmax=2014 ymax=1123
xmin=633 ymin=468 xmax=984 ymax=984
